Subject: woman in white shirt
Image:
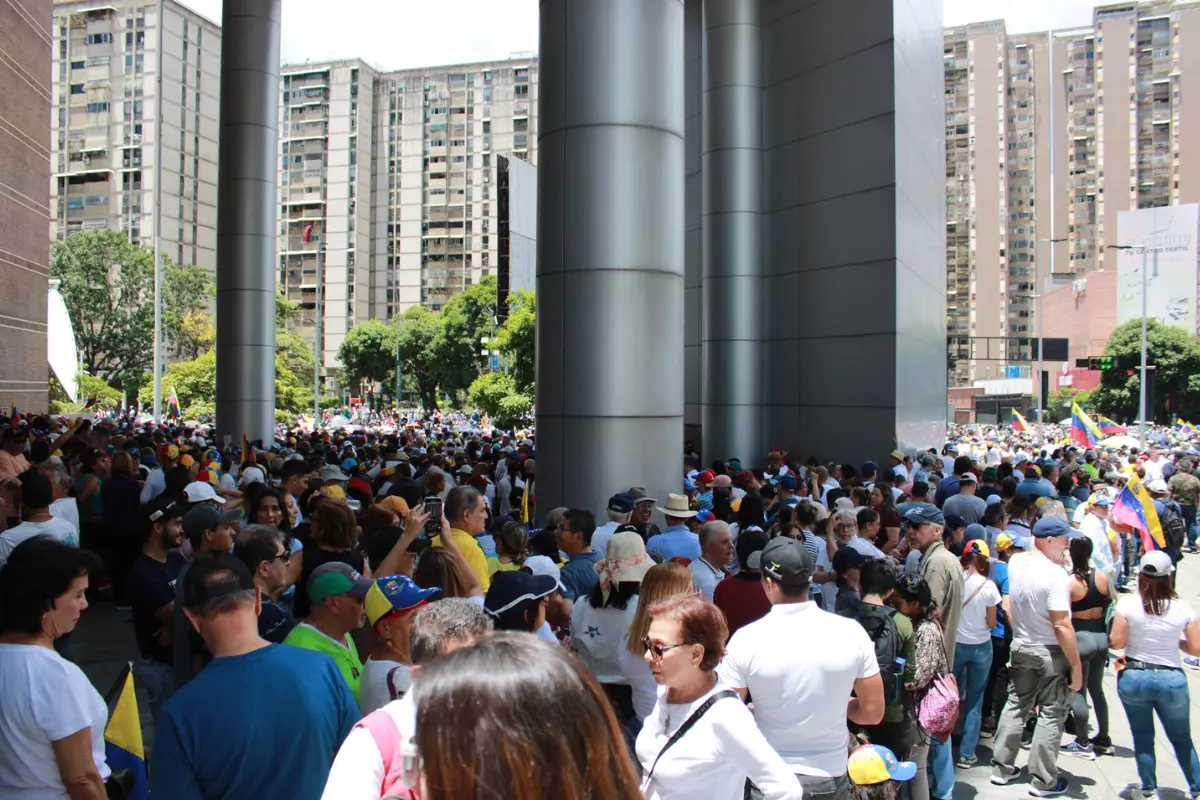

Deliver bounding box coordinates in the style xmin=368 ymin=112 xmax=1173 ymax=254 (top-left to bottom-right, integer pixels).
xmin=635 ymin=594 xmax=802 ymax=800
xmin=571 ymin=532 xmax=651 ymax=726
xmin=952 ymin=539 xmax=1000 ymax=769
xmin=0 ymin=537 xmax=109 ymax=799
xmin=1110 ymin=551 xmax=1200 ymax=799
xmin=619 ymin=562 xmax=695 ymax=728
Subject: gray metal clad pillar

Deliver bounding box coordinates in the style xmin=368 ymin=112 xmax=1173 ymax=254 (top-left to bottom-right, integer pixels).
xmin=701 ymin=0 xmax=763 ymax=467
xmin=537 ymin=0 xmax=686 ymax=521
xmin=215 ymin=0 xmax=280 ymax=445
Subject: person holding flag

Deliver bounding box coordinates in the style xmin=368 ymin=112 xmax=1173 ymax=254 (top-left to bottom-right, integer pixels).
xmin=1111 ymin=472 xmax=1169 ymax=583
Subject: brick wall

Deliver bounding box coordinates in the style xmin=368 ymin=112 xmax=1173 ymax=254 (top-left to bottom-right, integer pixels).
xmin=0 ymin=0 xmax=51 ymax=413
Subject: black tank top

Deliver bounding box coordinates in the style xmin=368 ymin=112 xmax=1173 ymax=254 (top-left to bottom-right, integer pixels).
xmin=1071 ymin=569 xmax=1108 ymax=632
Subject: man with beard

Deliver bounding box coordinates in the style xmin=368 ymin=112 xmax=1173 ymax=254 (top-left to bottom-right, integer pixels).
xmin=126 ymin=495 xmax=187 ymax=723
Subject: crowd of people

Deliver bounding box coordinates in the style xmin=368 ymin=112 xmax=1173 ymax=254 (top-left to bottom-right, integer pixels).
xmin=0 ymin=410 xmax=1199 ymax=799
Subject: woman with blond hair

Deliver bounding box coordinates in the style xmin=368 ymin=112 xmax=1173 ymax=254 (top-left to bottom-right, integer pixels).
xmin=619 ymin=562 xmax=695 ymax=726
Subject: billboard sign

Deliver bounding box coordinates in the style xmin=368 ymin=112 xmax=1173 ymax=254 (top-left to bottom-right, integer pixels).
xmin=1115 ymin=204 xmax=1199 ymax=331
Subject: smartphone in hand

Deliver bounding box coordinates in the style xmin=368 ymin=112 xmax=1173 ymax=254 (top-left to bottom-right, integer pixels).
xmin=423 ymin=496 xmax=442 ymax=536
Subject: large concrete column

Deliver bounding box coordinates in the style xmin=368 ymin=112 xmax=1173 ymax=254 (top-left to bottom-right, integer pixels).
xmin=215 ymin=0 xmax=280 ymax=445
xmin=537 ymin=0 xmax=686 ymax=521
xmin=701 ymin=0 xmax=763 ymax=466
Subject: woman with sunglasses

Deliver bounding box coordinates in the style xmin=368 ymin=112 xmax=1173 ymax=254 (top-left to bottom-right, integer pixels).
xmin=636 ymin=594 xmax=801 ymax=800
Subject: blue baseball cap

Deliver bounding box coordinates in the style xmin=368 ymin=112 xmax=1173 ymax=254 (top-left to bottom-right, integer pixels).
xmin=364 ymin=575 xmax=442 ymax=627
xmin=695 ymin=509 xmax=714 ymax=523
xmin=902 ymin=506 xmax=944 ymax=527
xmin=1032 ymin=516 xmax=1072 ymax=538
xmin=607 ymin=492 xmax=636 ymax=514
xmin=778 ymin=474 xmax=798 ymax=491
xmin=1092 ymin=496 xmax=1112 ymax=508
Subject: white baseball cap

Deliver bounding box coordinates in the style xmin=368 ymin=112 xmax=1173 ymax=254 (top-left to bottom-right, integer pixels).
xmin=183 ymin=482 xmax=226 ymax=505
xmin=522 ymin=555 xmax=565 ymax=593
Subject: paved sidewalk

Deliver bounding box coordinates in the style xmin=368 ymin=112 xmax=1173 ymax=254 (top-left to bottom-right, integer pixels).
xmin=951 ymin=550 xmax=1200 ymax=800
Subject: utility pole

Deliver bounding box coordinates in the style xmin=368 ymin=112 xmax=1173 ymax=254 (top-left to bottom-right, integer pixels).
xmin=151 ymin=0 xmax=165 ymax=422
xmin=1108 ymin=236 xmax=1161 ymax=451
xmin=1035 ymin=236 xmax=1067 ymax=450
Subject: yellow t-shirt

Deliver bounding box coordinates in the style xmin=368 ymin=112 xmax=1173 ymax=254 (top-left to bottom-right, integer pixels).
xmin=487 ymin=556 xmax=522 ymax=577
xmin=433 ymin=528 xmax=492 ymax=590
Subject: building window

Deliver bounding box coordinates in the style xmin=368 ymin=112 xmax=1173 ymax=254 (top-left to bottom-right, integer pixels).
xmin=86 ymin=32 xmax=112 ymax=44
xmin=70 ymin=84 xmax=85 ymax=95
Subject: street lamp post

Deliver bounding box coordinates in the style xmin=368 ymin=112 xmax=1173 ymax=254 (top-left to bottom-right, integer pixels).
xmin=1035 ymin=236 xmax=1067 ymax=450
xmin=1107 ymin=242 xmax=1157 ymax=451
xmin=151 ymin=0 xmax=165 ymax=422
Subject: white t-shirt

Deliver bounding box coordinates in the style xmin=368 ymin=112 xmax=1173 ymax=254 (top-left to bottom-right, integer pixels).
xmin=1117 ymin=595 xmax=1198 ymax=669
xmin=0 ymin=518 xmax=80 ymax=569
xmin=571 ymin=598 xmax=638 ymax=684
xmin=1007 ymin=551 xmax=1071 ymax=646
xmin=716 ymin=602 xmax=879 ymax=777
xmin=845 ymin=537 xmax=886 ymax=559
xmin=591 ymin=521 xmax=620 ymax=561
xmin=358 ymin=657 xmax=412 ymax=716
xmin=322 ymin=690 xmax=415 ymax=800
xmin=956 ymin=573 xmax=1001 ymax=646
xmin=689 ymin=557 xmax=726 ymax=601
xmin=619 ymin=630 xmax=659 ymax=722
xmin=139 ymin=467 xmax=166 ymax=504
xmin=1144 ymin=458 xmax=1166 ymax=483
xmin=636 ymin=683 xmax=803 ymax=800
xmin=0 ymin=644 xmax=111 ymax=798
xmin=1080 ymin=514 xmax=1115 ymax=575
xmin=49 ymin=499 xmax=79 ymax=536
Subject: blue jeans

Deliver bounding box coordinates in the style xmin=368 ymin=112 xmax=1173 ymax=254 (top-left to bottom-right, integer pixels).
xmin=953 ymin=640 xmax=993 ymax=759
xmin=1181 ymin=503 xmax=1198 ymax=548
xmin=1117 ymin=667 xmax=1200 ymax=793
xmin=136 ymin=658 xmax=174 ymax=734
xmin=928 ymin=734 xmax=955 ymax=799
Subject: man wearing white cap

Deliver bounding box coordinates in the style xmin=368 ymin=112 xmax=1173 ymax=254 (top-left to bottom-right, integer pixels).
xmin=646 ymin=494 xmax=700 ymax=563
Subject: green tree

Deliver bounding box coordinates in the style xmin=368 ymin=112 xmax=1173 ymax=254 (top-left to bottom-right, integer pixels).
xmin=275 ymin=328 xmax=315 ymax=415
xmin=495 ymin=290 xmax=536 ymax=393
xmin=337 ymin=319 xmax=398 ymax=394
xmin=1046 ymin=387 xmax=1093 ymax=421
xmin=396 ymin=306 xmax=443 ymax=410
xmin=51 ymin=230 xmax=154 ymax=389
xmin=49 ymin=374 xmax=124 ymax=414
xmin=163 ymin=262 xmax=215 ymax=358
xmin=434 ymin=277 xmax=498 ymax=402
xmin=1091 ymin=320 xmax=1200 ymax=423
xmin=467 ymin=371 xmax=533 ymax=429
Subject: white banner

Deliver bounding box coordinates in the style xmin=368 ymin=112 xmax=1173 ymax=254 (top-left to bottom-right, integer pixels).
xmin=1116 ymin=204 xmax=1199 ymax=331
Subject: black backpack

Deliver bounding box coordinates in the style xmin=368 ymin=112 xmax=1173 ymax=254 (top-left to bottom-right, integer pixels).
xmin=1159 ymin=498 xmax=1187 ymax=553
xmin=841 ymin=603 xmax=900 ymax=703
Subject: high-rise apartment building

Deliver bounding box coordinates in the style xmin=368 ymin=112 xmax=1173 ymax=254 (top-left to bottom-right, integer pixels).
xmin=1 ymin=0 xmax=52 ymax=413
xmin=277 ymin=57 xmax=537 ymax=391
xmin=945 ymin=0 xmax=1200 ymax=386
xmin=50 ymin=0 xmax=220 ymax=270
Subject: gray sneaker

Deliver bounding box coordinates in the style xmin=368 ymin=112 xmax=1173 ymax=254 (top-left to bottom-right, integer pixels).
xmin=991 ymin=764 xmax=1021 ymax=786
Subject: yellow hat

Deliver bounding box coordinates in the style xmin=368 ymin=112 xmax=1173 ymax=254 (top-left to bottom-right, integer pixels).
xmin=995 ymin=533 xmax=1015 ymax=551
xmin=380 ymin=495 xmax=410 ymax=517
xmin=180 ymin=454 xmax=195 ymax=468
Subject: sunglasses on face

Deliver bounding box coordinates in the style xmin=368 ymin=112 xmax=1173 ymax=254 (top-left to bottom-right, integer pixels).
xmin=265 ymin=549 xmax=292 ymax=563
xmin=642 ymin=637 xmax=688 ymax=661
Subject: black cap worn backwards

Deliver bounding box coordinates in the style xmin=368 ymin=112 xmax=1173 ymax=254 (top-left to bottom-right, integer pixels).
xmin=747 ymin=537 xmax=814 ymax=590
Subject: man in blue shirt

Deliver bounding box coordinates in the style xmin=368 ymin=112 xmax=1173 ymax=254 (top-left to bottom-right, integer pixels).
xmin=646 ymin=493 xmax=701 ymax=563
xmin=555 ymin=507 xmax=602 ymax=601
xmin=152 ymin=551 xmax=359 ymax=800
xmin=1014 ymin=467 xmax=1055 ymax=501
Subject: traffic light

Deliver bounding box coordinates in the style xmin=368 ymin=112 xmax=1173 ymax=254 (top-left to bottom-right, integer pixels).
xmin=1075 ymin=355 xmax=1141 ymax=371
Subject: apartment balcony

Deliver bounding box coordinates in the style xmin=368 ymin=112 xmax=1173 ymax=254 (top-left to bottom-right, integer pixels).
xmin=281 ymin=236 xmax=322 ymax=254
xmin=284 ymin=120 xmax=327 ymax=140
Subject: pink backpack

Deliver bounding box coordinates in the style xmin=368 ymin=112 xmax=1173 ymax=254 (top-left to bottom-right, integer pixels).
xmin=916 ymin=671 xmax=960 ymax=741
xmin=355 ymin=711 xmax=419 ymax=800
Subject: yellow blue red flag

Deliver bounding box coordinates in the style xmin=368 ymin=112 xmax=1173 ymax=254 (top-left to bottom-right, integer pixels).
xmin=104 ymin=664 xmax=148 ymax=800
xmin=1011 ymin=408 xmax=1031 ymax=432
xmin=1112 ymin=473 xmax=1166 ymax=552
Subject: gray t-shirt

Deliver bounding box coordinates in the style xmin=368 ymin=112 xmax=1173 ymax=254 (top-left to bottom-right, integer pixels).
xmin=942 ymin=492 xmax=987 ymax=525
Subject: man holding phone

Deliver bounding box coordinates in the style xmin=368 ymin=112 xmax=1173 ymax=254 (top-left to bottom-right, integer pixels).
xmin=437 ymin=486 xmax=491 ymax=590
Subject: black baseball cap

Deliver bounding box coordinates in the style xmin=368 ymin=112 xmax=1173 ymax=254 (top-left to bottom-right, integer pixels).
xmin=144 ymin=496 xmax=185 ymax=525
xmin=483 ymin=571 xmax=558 ymax=616
xmin=182 ymin=505 xmax=243 ymax=546
xmin=832 ymin=547 xmax=868 ymax=573
xmin=748 ymin=537 xmax=814 ymax=590
xmin=183 ymin=551 xmax=255 ymax=609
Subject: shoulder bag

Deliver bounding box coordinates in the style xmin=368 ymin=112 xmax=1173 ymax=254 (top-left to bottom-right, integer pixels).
xmin=640 ymin=689 xmax=738 ymax=793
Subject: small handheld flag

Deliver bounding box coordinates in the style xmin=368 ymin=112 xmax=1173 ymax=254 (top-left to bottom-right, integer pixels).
xmin=167 ymin=389 xmax=182 ymax=420
xmin=104 ymin=664 xmax=148 ymax=800
xmin=241 ymin=430 xmax=252 ymax=467
xmin=1070 ymin=402 xmax=1103 ymax=448
xmin=1011 ymin=408 xmax=1031 ymax=432
xmin=1097 ymin=415 xmax=1127 ymax=435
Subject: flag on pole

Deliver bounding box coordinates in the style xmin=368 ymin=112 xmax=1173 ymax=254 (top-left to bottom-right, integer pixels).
xmin=167 ymin=388 xmax=182 ymax=420
xmin=1111 ymin=473 xmax=1166 ymax=552
xmin=103 ymin=663 xmax=148 ymax=800
xmin=1011 ymin=408 xmax=1031 ymax=432
xmin=1097 ymin=415 xmax=1127 ymax=435
xmin=241 ymin=430 xmax=251 ymax=467
xmin=303 ymin=222 xmax=315 ymax=243
xmin=1176 ymin=420 xmax=1200 ymax=437
xmin=1070 ymin=402 xmax=1103 ymax=448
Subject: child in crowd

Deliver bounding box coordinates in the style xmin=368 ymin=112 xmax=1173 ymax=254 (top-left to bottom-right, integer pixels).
xmin=848 ymin=742 xmax=917 ymax=800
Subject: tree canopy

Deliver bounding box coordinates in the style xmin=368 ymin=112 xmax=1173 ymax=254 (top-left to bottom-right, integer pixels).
xmin=395 ymin=306 xmax=444 ymax=410
xmin=495 ymin=290 xmax=536 ymax=394
xmin=337 ymin=319 xmax=397 ymax=394
xmin=1091 ymin=320 xmax=1200 ymax=422
xmin=434 ymin=276 xmax=498 ymax=400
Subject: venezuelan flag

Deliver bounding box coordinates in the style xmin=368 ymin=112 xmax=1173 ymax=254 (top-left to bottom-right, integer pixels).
xmin=103 ymin=664 xmax=148 ymax=800
xmin=241 ymin=430 xmax=251 ymax=467
xmin=167 ymin=388 xmax=182 ymax=420
xmin=1112 ymin=473 xmax=1166 ymax=553
xmin=1097 ymin=415 xmax=1127 ymax=435
xmin=1011 ymin=408 xmax=1031 ymax=432
xmin=1177 ymin=420 xmax=1200 ymax=437
xmin=1070 ymin=402 xmax=1103 ymax=448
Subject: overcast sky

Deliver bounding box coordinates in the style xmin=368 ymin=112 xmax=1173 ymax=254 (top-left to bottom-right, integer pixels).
xmin=177 ymin=0 xmax=1103 ymax=67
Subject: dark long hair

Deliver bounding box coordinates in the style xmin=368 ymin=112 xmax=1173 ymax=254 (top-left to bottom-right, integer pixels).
xmin=414 ymin=633 xmax=642 ymax=800
xmin=896 ymin=576 xmax=943 ymax=626
xmin=1068 ymin=537 xmax=1093 ymax=584
xmin=1140 ymin=573 xmax=1177 ymax=617
xmin=0 ymin=538 xmax=99 ymax=636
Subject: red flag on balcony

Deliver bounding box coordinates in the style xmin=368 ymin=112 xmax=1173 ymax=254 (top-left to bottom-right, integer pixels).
xmin=303 ymin=222 xmax=314 ymax=243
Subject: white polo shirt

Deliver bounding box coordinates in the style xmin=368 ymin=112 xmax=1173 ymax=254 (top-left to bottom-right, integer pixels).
xmin=716 ymin=601 xmax=878 ymax=777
